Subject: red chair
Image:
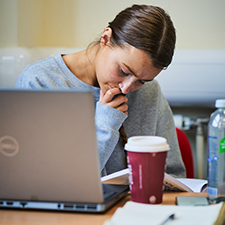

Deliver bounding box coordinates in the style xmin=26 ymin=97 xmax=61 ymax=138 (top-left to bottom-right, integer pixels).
xmin=176 ymin=127 xmax=195 ymax=178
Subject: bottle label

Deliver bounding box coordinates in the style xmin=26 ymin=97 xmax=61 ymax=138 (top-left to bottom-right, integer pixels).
xmin=208 ymin=186 xmax=218 ymax=197
xmin=220 ymin=138 xmax=225 ymax=153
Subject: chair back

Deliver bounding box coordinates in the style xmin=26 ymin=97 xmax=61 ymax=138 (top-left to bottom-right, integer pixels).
xmin=176 ymin=127 xmax=195 ymax=178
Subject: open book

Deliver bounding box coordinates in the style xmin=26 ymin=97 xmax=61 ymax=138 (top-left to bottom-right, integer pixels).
xmin=101 ymin=168 xmax=208 ymax=192
xmin=103 ymin=201 xmax=225 ymax=225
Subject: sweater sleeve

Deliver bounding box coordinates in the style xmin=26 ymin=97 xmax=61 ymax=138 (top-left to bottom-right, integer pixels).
xmin=16 ymin=64 xmax=71 ymax=89
xmin=16 ymin=56 xmax=77 ymax=89
xmin=95 ymin=101 xmax=127 ymax=172
xmin=16 ymin=65 xmax=44 ymax=88
xmin=156 ymin=93 xmax=186 ymax=178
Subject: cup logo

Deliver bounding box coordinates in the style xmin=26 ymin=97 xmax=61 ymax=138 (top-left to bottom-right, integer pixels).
xmin=0 ymin=136 xmax=19 ymax=157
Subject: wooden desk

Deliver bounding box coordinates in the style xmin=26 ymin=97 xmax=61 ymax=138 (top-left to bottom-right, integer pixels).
xmin=0 ymin=192 xmax=207 ymax=225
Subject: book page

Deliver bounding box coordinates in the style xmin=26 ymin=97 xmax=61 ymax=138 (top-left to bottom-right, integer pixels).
xmin=103 ymin=201 xmax=224 ymax=225
xmin=177 ymin=178 xmax=208 ymax=192
xmin=101 ymin=168 xmax=129 ymax=185
xmin=164 ymin=173 xmax=193 ymax=192
xmin=101 ymin=169 xmax=207 ymax=192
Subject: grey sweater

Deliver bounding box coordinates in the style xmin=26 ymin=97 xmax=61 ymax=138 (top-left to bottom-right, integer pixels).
xmin=16 ymin=54 xmax=186 ymax=178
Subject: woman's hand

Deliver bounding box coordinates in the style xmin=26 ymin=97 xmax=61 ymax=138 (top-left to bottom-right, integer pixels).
xmin=99 ymin=87 xmax=128 ymax=115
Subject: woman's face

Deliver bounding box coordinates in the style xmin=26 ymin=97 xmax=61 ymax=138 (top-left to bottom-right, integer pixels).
xmin=95 ymin=36 xmax=162 ymax=95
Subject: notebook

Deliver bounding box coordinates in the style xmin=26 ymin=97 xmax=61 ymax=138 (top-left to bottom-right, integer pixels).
xmin=0 ymin=89 xmax=129 ymax=213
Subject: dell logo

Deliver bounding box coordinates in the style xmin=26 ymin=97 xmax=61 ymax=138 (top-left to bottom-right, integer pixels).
xmin=0 ymin=136 xmax=19 ymax=157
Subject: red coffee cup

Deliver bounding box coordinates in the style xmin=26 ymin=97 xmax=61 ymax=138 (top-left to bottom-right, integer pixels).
xmin=125 ymin=136 xmax=170 ymax=204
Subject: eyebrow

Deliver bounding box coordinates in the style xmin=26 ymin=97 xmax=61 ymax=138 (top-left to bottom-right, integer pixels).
xmin=123 ymin=63 xmax=137 ymax=76
xmin=123 ymin=63 xmax=153 ymax=82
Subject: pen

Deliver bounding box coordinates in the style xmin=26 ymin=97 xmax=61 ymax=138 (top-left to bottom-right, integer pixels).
xmin=159 ymin=213 xmax=175 ymax=225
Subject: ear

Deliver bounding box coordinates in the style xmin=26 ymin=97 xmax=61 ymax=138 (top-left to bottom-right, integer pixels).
xmin=101 ymin=28 xmax=112 ymax=46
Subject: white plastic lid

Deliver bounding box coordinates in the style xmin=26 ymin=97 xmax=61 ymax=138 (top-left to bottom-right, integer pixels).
xmin=215 ymin=99 xmax=225 ymax=108
xmin=125 ymin=136 xmax=170 ymax=152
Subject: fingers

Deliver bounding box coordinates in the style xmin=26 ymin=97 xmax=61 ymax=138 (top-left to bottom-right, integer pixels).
xmin=100 ymin=87 xmax=121 ymax=104
xmin=99 ymin=87 xmax=128 ymax=115
xmin=116 ymin=101 xmax=128 ymax=115
xmin=108 ymin=94 xmax=128 ymax=108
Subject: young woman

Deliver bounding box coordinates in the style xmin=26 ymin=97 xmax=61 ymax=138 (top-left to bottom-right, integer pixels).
xmin=16 ymin=5 xmax=186 ymax=177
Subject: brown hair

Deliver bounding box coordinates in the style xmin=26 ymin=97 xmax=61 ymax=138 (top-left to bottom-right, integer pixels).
xmin=108 ymin=4 xmax=176 ymax=69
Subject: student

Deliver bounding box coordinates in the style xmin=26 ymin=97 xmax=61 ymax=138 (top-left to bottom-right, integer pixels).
xmin=16 ymin=4 xmax=186 ymax=178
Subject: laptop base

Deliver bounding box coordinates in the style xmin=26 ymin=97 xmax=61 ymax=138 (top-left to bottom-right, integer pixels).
xmin=0 ymin=184 xmax=129 ymax=213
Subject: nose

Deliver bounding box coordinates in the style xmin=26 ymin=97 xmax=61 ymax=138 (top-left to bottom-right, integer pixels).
xmin=119 ymin=77 xmax=136 ymax=94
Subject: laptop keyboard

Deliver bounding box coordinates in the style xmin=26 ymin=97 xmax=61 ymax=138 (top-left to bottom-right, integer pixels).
xmin=103 ymin=190 xmax=117 ymax=200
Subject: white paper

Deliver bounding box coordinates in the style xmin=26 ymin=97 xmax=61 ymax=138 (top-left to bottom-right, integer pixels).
xmin=177 ymin=178 xmax=208 ymax=192
xmin=101 ymin=168 xmax=129 ymax=185
xmin=104 ymin=201 xmax=223 ymax=225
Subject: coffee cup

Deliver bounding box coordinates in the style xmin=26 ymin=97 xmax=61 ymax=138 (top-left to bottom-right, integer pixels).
xmin=125 ymin=136 xmax=170 ymax=204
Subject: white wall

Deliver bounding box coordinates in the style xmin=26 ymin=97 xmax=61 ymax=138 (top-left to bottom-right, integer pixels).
xmin=0 ymin=0 xmax=225 ymax=48
xmin=0 ymin=0 xmax=17 ymax=47
xmin=72 ymin=0 xmax=225 ymax=49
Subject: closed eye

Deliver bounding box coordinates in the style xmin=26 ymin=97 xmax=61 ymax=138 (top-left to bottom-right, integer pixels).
xmin=120 ymin=69 xmax=130 ymax=76
xmin=139 ymin=80 xmax=145 ymax=84
xmin=141 ymin=79 xmax=153 ymax=83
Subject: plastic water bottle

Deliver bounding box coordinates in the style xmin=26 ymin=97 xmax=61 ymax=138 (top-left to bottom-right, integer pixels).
xmin=207 ymin=99 xmax=225 ymax=203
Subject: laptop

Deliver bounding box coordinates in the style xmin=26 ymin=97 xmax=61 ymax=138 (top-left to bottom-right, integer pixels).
xmin=0 ymin=89 xmax=129 ymax=213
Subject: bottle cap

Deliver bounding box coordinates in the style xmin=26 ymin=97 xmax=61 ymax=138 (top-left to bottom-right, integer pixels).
xmin=215 ymin=99 xmax=225 ymax=108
